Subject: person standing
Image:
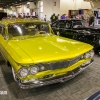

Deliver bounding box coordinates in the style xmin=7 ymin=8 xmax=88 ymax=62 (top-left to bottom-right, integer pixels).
xmin=81 ymin=15 xmax=85 ymax=20
xmin=50 ymin=13 xmax=57 ymax=23
xmin=44 ymin=15 xmax=47 ymax=22
xmin=61 ymin=14 xmax=66 ymax=19
xmin=89 ymin=14 xmax=95 ymax=26
xmin=56 ymin=14 xmax=60 ymax=20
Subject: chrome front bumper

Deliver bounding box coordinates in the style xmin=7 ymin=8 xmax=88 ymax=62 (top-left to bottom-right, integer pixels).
xmin=17 ymin=60 xmax=93 ymax=89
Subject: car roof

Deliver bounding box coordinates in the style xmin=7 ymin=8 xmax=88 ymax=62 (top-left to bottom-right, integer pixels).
xmin=0 ymin=18 xmax=48 ymax=25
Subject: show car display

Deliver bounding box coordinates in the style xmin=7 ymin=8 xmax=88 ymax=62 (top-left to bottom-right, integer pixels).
xmin=0 ymin=18 xmax=94 ymax=89
xmin=51 ymin=19 xmax=100 ymax=55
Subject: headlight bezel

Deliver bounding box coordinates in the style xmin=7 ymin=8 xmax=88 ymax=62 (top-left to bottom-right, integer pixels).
xmin=18 ymin=64 xmax=42 ymax=78
xmin=83 ymin=50 xmax=94 ymax=59
xmin=18 ymin=68 xmax=29 ymax=78
xmin=30 ymin=65 xmax=39 ymax=74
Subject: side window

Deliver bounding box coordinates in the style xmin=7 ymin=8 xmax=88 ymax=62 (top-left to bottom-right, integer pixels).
xmin=0 ymin=26 xmax=2 ymax=34
xmin=67 ymin=21 xmax=71 ymax=28
xmin=57 ymin=21 xmax=66 ymax=28
xmin=40 ymin=24 xmax=49 ymax=33
xmin=0 ymin=26 xmax=5 ymax=36
xmin=73 ymin=21 xmax=82 ymax=28
xmin=65 ymin=23 xmax=70 ymax=28
xmin=58 ymin=23 xmax=66 ymax=28
xmin=52 ymin=22 xmax=57 ymax=27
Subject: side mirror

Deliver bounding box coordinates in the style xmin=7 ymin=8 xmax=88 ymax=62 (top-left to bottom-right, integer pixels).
xmin=57 ymin=31 xmax=60 ymax=36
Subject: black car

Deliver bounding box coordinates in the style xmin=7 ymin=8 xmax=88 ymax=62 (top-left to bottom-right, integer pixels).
xmin=51 ymin=19 xmax=100 ymax=55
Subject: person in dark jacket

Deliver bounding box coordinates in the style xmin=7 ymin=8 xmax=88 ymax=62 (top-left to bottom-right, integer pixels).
xmin=89 ymin=14 xmax=95 ymax=26
xmin=44 ymin=15 xmax=47 ymax=22
xmin=56 ymin=14 xmax=60 ymax=20
xmin=50 ymin=13 xmax=57 ymax=23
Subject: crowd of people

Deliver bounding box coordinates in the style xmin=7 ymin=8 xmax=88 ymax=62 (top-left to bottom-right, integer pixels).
xmin=43 ymin=13 xmax=68 ymax=23
xmin=49 ymin=13 xmax=67 ymax=23
xmin=6 ymin=12 xmax=96 ymax=27
xmin=44 ymin=13 xmax=96 ymax=26
xmin=44 ymin=13 xmax=85 ymax=23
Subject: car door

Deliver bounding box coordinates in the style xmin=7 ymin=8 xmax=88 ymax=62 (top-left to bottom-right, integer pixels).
xmin=61 ymin=20 xmax=74 ymax=38
xmin=56 ymin=20 xmax=74 ymax=38
xmin=51 ymin=20 xmax=60 ymax=35
xmin=72 ymin=20 xmax=84 ymax=30
xmin=52 ymin=20 xmax=75 ymax=39
xmin=0 ymin=24 xmax=8 ymax=61
xmin=69 ymin=20 xmax=86 ymax=39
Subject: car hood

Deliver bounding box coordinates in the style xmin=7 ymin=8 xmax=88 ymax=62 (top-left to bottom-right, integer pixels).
xmin=8 ymin=35 xmax=93 ymax=64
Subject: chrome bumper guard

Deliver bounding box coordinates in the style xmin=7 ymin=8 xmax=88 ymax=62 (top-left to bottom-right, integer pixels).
xmin=17 ymin=60 xmax=93 ymax=89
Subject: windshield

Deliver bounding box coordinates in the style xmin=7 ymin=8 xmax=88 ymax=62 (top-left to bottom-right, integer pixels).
xmin=73 ymin=21 xmax=83 ymax=28
xmin=8 ymin=22 xmax=50 ymax=38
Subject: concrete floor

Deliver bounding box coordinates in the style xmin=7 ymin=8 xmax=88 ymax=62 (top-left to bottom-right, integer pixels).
xmin=0 ymin=55 xmax=100 ymax=100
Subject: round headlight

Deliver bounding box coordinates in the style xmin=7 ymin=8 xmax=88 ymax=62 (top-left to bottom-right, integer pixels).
xmin=30 ymin=65 xmax=39 ymax=74
xmin=18 ymin=68 xmax=28 ymax=78
xmin=84 ymin=50 xmax=94 ymax=59
xmin=84 ymin=53 xmax=91 ymax=59
xmin=90 ymin=50 xmax=94 ymax=58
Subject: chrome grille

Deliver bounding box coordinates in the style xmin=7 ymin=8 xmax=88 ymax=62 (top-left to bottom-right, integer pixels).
xmin=44 ymin=60 xmax=70 ymax=70
xmin=69 ymin=56 xmax=81 ymax=66
xmin=42 ymin=56 xmax=81 ymax=70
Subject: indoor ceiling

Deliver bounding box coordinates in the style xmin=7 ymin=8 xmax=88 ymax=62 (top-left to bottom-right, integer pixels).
xmin=0 ymin=0 xmax=38 ymax=8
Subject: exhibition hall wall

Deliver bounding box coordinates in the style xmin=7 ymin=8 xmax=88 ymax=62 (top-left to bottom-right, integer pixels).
xmin=42 ymin=0 xmax=60 ymax=21
xmin=42 ymin=0 xmax=91 ymax=20
xmin=4 ymin=0 xmax=92 ymax=21
xmin=60 ymin=0 xmax=91 ymax=15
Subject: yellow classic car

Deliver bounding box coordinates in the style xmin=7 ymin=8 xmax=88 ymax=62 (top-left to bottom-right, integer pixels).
xmin=0 ymin=18 xmax=94 ymax=89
